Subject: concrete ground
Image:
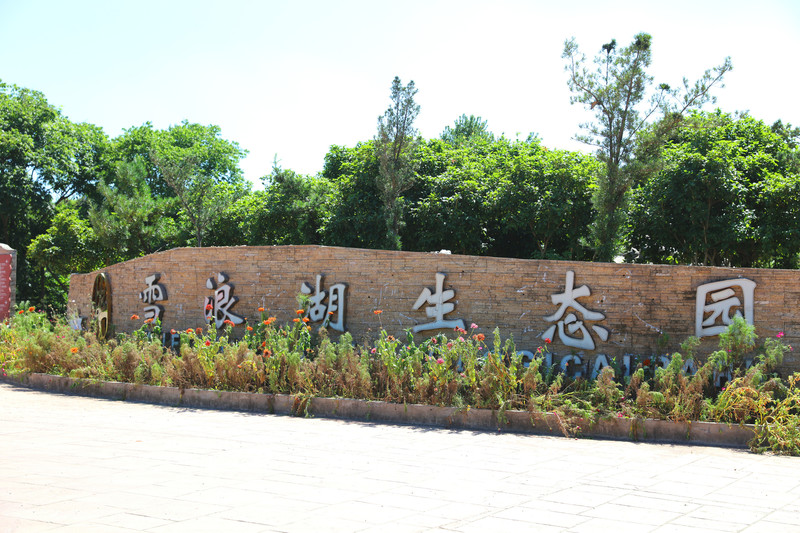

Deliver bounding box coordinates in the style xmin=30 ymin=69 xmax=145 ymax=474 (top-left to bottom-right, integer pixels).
xmin=1 ymin=382 xmax=799 ymax=533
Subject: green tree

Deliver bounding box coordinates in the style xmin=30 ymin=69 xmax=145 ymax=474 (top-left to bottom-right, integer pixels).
xmin=112 ymin=121 xmax=247 ymax=199
xmin=628 ymin=111 xmax=800 ymax=267
xmin=440 ymin=114 xmax=494 ymax=146
xmin=89 ymin=158 xmax=178 ymax=263
xmin=563 ymin=34 xmax=731 ymax=261
xmin=375 ymin=76 xmax=420 ymax=249
xmin=28 ymin=202 xmax=102 ymax=310
xmin=322 ymin=142 xmax=392 ymax=249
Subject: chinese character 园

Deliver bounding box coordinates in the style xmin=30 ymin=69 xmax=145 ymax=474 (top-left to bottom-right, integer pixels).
xmin=695 ymin=279 xmax=756 ymax=338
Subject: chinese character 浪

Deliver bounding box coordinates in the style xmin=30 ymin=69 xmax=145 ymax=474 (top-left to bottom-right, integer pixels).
xmin=204 ymin=273 xmax=244 ymax=329
xmin=300 ymin=274 xmax=347 ymax=332
xmin=412 ymin=272 xmax=465 ymax=333
xmin=695 ymin=279 xmax=756 ymax=338
xmin=541 ymin=270 xmax=608 ymax=350
xmin=138 ymin=274 xmax=167 ymax=322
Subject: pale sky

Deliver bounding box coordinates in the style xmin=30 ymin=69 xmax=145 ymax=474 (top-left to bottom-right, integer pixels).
xmin=1 ymin=0 xmax=798 ymax=188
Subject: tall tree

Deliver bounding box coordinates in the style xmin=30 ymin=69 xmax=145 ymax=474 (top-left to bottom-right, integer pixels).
xmin=563 ymin=33 xmax=731 ymax=261
xmin=374 ymin=76 xmax=420 ymax=249
xmin=440 ymin=114 xmax=494 ymax=146
xmin=89 ymin=158 xmax=178 ymax=262
xmin=627 ymin=111 xmax=800 ymax=267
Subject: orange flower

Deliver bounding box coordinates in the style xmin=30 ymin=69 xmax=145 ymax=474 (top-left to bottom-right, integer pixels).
xmin=373 ymin=310 xmax=383 ymax=315
xmin=18 ymin=310 xmax=23 ymax=315
xmin=302 ymin=317 xmax=310 ymax=323
xmin=186 ymin=328 xmax=193 ymax=334
xmin=195 ymin=327 xmax=203 ymax=335
xmin=28 ymin=306 xmax=35 ymax=312
xmin=130 ymin=314 xmax=140 ymax=320
xmin=258 ymin=307 xmax=265 ymax=312
xmin=205 ymin=303 xmax=213 ymax=311
xmin=70 ymin=347 xmax=78 ymax=354
xmin=223 ymin=319 xmax=235 ymax=327
xmin=293 ymin=318 xmax=300 ymax=323
xmin=306 ymin=326 xmax=312 ymax=331
xmin=144 ymin=318 xmax=154 ymax=324
xmin=246 ymin=326 xmax=253 ymax=331
xmin=386 ymin=335 xmax=396 ymax=342
xmin=296 ymin=309 xmax=305 ymax=315
xmin=473 ymin=333 xmax=485 ymax=342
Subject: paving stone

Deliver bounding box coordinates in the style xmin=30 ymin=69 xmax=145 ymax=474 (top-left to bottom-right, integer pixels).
xmin=3 ymin=382 xmax=800 ymax=533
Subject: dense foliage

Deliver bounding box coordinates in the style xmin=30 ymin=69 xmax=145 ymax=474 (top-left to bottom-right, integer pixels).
xmin=2 ymin=306 xmax=798 ymax=455
xmin=2 ymin=62 xmax=800 ymax=314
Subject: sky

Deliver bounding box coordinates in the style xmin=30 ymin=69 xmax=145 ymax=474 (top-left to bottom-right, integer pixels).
xmin=1 ymin=0 xmax=798 ymax=188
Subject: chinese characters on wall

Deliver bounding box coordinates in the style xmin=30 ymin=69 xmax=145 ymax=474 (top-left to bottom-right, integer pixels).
xmin=122 ymin=268 xmax=758 ymax=375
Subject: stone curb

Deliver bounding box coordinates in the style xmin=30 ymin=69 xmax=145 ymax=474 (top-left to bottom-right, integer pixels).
xmin=1 ymin=372 xmax=754 ymax=448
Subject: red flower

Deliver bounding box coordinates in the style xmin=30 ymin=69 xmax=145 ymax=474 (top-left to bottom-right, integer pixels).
xmin=545 ymin=338 xmax=551 ymax=344
xmin=258 ymin=307 xmax=265 ymax=312
xmin=205 ymin=303 xmax=213 ymax=311
xmin=170 ymin=329 xmax=176 ymax=335
xmin=204 ymin=340 xmax=211 ymax=347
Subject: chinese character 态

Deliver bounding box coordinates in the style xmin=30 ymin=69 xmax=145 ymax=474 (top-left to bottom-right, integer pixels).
xmin=541 ymin=270 xmax=608 ymax=350
xmin=412 ymin=272 xmax=465 ymax=333
xmin=138 ymin=274 xmax=167 ymax=322
xmin=204 ymin=272 xmax=244 ymax=329
xmin=695 ymin=279 xmax=756 ymax=338
xmin=300 ymin=274 xmax=347 ymax=332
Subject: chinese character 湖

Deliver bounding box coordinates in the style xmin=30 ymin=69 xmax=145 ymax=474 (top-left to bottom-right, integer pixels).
xmin=300 ymin=274 xmax=347 ymax=332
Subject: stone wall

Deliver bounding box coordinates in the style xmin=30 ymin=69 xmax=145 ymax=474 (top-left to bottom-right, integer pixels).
xmin=68 ymin=245 xmax=800 ymax=375
xmin=0 ymin=244 xmax=16 ymax=321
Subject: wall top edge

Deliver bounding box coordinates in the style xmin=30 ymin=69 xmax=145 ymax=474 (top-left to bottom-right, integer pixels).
xmin=67 ymin=244 xmax=799 ymax=278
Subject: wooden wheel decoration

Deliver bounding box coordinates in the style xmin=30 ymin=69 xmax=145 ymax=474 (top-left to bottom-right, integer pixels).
xmin=91 ymin=272 xmax=112 ymax=339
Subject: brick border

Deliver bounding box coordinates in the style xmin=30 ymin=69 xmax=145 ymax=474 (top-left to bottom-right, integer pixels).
xmin=1 ymin=372 xmax=754 ymax=449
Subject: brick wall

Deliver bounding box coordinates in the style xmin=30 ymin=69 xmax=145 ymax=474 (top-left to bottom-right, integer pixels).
xmin=0 ymin=244 xmax=15 ymax=321
xmin=68 ymin=245 xmax=800 ymax=375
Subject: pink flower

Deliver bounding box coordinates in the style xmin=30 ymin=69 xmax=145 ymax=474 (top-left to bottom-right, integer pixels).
xmin=436 ymin=358 xmax=444 ymax=365
xmin=470 ymin=323 xmax=478 ymax=329
xmin=777 ymin=331 xmax=785 ymax=338
xmin=370 ymin=348 xmax=376 ymax=354
xmin=446 ymin=342 xmax=453 ymax=349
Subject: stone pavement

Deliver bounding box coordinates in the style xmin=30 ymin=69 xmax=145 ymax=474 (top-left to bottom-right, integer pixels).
xmin=1 ymin=382 xmax=799 ymax=533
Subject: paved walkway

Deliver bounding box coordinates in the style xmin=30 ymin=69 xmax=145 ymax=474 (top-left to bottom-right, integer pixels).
xmin=1 ymin=382 xmax=799 ymax=533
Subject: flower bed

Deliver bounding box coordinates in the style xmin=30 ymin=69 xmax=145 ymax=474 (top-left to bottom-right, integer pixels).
xmin=1 ymin=304 xmax=798 ymax=455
